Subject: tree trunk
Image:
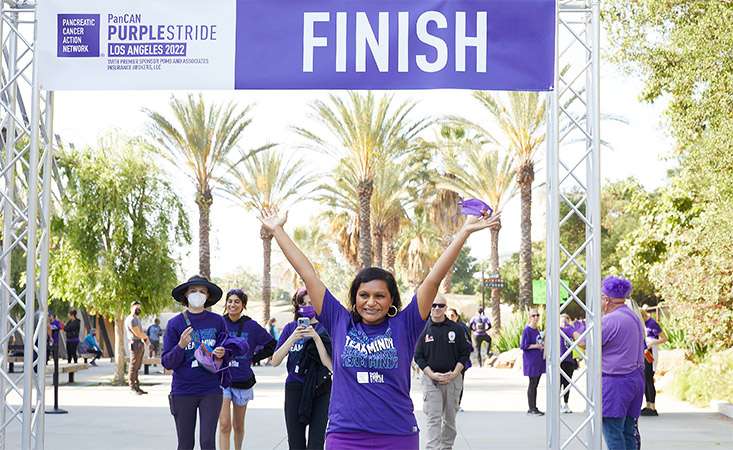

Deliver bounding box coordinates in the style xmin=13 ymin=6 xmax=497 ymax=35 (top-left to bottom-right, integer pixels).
xmin=374 ymin=226 xmax=384 ymax=268
xmin=196 ymin=189 xmax=213 ymax=279
xmin=357 ymin=180 xmax=374 ymax=269
xmin=518 ymin=161 xmax=535 ymax=309
xmin=113 ymin=315 xmax=127 ymax=385
xmin=261 ymin=226 xmax=272 ymax=324
xmin=489 ymin=225 xmax=502 ymax=331
xmin=386 ymin=239 xmax=397 ymax=275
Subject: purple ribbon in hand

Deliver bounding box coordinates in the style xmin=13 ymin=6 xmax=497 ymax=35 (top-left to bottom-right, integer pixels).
xmin=459 ymin=198 xmax=494 ymax=218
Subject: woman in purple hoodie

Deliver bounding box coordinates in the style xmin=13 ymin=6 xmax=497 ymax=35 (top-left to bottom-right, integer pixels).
xmin=260 ymin=208 xmax=500 ymax=450
xmin=162 ymin=275 xmax=228 ymax=450
xmin=218 ymin=288 xmax=276 ymax=450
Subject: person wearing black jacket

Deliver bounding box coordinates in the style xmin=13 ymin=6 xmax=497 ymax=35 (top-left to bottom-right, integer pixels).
xmin=414 ymin=296 xmax=471 ymax=450
xmin=64 ymin=309 xmax=81 ymax=363
xmin=271 ymin=288 xmax=332 ymax=450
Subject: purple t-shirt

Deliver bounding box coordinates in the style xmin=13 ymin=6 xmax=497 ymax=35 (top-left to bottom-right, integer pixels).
xmin=277 ymin=320 xmax=327 ymax=384
xmin=520 ymin=326 xmax=546 ymax=377
xmin=317 ymin=289 xmax=427 ymax=436
xmin=601 ymin=306 xmax=644 ymax=375
xmin=645 ymin=318 xmax=662 ymax=340
xmin=469 ymin=314 xmax=491 ymax=336
xmin=49 ymin=319 xmax=63 ymax=345
xmin=162 ymin=310 xmax=227 ymax=396
xmin=224 ymin=315 xmax=274 ymax=383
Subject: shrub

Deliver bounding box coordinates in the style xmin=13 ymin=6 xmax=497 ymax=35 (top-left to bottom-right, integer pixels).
xmin=494 ymin=309 xmax=530 ymax=354
xmin=672 ymin=349 xmax=733 ymax=406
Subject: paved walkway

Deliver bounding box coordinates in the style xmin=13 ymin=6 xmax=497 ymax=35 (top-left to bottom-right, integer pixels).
xmin=5 ymin=361 xmax=732 ymax=449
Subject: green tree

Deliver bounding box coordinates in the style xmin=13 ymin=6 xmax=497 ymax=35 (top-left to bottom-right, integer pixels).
xmin=223 ymin=149 xmax=314 ymax=323
xmin=145 ymin=94 xmax=265 ymax=279
xmin=50 ymin=139 xmax=190 ymax=383
xmin=295 ymin=91 xmax=430 ymax=269
xmin=438 ymin=143 xmax=516 ymax=330
xmin=450 ymin=247 xmax=478 ymax=295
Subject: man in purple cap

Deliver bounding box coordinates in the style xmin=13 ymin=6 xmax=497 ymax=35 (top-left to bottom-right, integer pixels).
xmin=600 ymin=276 xmax=645 ymax=450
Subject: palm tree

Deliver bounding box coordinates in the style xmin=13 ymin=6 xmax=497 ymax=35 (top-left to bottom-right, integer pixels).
xmin=370 ymin=161 xmax=408 ymax=268
xmin=295 ymin=91 xmax=430 ymax=269
xmin=145 ymin=94 xmax=265 ymax=278
xmin=428 ymin=187 xmax=463 ymax=292
xmin=448 ymin=92 xmax=545 ymax=309
xmin=438 ymin=143 xmax=516 ymax=330
xmin=396 ymin=208 xmax=442 ymax=287
xmin=223 ymin=148 xmax=314 ymax=322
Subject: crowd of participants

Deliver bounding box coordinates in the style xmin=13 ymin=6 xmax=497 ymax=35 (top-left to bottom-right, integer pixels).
xmin=98 ymin=206 xmax=661 ymax=450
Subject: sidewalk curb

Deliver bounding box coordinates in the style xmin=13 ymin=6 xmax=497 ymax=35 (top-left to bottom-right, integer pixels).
xmin=710 ymin=400 xmax=733 ymax=420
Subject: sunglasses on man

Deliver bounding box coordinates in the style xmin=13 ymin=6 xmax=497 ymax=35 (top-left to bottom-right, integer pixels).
xmin=431 ymin=303 xmax=447 ymax=309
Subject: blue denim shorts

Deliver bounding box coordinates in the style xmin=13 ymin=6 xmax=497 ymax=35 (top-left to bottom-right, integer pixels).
xmin=221 ymin=386 xmax=253 ymax=407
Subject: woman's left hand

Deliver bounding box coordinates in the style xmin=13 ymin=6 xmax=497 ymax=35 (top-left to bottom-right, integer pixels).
xmin=302 ymin=326 xmax=320 ymax=340
xmin=212 ymin=346 xmax=225 ymax=359
xmin=461 ymin=213 xmax=501 ymax=235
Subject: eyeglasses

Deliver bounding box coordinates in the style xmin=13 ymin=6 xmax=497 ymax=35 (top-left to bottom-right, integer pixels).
xmin=431 ymin=304 xmax=447 ymax=309
xmin=530 ymin=314 xmax=540 ymax=317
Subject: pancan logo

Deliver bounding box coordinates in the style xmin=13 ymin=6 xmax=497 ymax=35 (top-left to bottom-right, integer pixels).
xmin=57 ymin=14 xmax=100 ymax=57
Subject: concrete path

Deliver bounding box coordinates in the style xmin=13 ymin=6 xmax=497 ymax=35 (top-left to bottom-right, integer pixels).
xmin=4 ymin=361 xmax=731 ymax=449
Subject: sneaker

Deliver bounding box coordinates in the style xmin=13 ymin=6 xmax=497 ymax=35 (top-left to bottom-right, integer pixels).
xmin=90 ymin=361 xmax=97 ymax=367
xmin=640 ymin=408 xmax=658 ymax=416
xmin=527 ymin=409 xmax=545 ymax=416
xmin=458 ymin=407 xmax=464 ymax=413
xmin=562 ymin=404 xmax=572 ymax=414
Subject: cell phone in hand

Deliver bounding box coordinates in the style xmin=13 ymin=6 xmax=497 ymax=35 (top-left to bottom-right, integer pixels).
xmin=297 ymin=317 xmax=310 ymax=328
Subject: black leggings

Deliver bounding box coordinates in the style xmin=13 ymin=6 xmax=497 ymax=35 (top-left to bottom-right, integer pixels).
xmin=169 ymin=392 xmax=223 ymax=450
xmin=644 ymin=360 xmax=656 ymax=403
xmin=527 ymin=376 xmax=541 ymax=411
xmin=474 ymin=334 xmax=492 ymax=366
xmin=284 ymin=382 xmax=330 ymax=450
xmin=560 ymin=360 xmax=577 ymax=403
xmin=66 ymin=341 xmax=78 ymax=363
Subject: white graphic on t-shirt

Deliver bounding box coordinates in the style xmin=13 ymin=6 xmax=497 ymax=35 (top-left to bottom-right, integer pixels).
xmin=341 ymin=326 xmax=398 ymax=370
xmin=448 ymin=331 xmax=456 ymax=343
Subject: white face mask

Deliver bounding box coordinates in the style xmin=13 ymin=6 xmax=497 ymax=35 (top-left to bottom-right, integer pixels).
xmin=187 ymin=292 xmax=207 ymax=308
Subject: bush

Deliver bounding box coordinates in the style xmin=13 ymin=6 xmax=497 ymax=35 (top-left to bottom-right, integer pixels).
xmin=662 ymin=314 xmax=710 ymax=362
xmin=672 ymin=349 xmax=733 ymax=406
xmin=494 ymin=309 xmax=530 ymax=354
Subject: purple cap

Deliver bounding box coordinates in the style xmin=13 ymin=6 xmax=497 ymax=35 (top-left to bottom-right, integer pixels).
xmin=601 ymin=276 xmax=633 ymax=299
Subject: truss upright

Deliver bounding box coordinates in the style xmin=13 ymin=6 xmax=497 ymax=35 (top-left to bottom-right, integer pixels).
xmin=546 ymin=1 xmax=602 ymax=449
xmin=0 ymin=1 xmax=53 ymax=449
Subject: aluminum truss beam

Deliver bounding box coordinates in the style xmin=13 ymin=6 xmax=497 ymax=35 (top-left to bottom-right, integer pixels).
xmin=546 ymin=1 xmax=602 ymax=449
xmin=0 ymin=1 xmax=52 ymax=449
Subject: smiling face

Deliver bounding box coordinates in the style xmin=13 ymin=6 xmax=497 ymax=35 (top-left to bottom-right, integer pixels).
xmin=431 ymin=297 xmax=447 ymax=321
xmin=355 ymin=280 xmax=393 ymax=325
xmin=529 ymin=308 xmax=540 ymax=327
xmin=226 ymin=295 xmax=244 ymax=316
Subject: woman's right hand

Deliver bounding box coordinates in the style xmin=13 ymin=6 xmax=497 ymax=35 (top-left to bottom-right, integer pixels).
xmin=259 ymin=207 xmax=288 ymax=233
xmin=178 ymin=327 xmax=193 ymax=349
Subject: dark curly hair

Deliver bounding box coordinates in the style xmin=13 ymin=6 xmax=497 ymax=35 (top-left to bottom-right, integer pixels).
xmin=348 ymin=267 xmax=401 ymax=322
xmin=291 ymin=288 xmax=308 ymax=321
xmin=225 ymin=289 xmax=248 ymax=309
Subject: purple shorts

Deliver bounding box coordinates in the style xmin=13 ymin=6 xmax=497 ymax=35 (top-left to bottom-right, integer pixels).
xmin=602 ymin=368 xmax=644 ymax=419
xmin=326 ymin=431 xmax=419 ymax=450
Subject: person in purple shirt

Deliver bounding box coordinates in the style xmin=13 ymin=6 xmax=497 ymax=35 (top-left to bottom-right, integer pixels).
xmin=162 ymin=275 xmax=228 ymax=450
xmin=271 ymin=288 xmax=333 ymax=450
xmin=218 ymin=288 xmax=276 ymax=450
xmin=639 ymin=305 xmax=667 ymax=417
xmin=600 ymin=276 xmax=645 ymax=450
xmin=469 ymin=307 xmax=492 ymax=366
xmin=559 ymin=313 xmax=578 ymax=414
xmin=260 ymin=207 xmax=500 ymax=450
xmin=520 ymin=308 xmax=546 ymax=416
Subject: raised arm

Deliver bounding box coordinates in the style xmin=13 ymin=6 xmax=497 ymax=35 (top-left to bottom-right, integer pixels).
xmin=416 ymin=214 xmax=501 ymax=319
xmin=260 ymin=208 xmax=326 ymax=315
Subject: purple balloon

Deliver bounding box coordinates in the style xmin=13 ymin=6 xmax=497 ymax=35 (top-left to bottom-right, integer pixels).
xmin=459 ymin=198 xmax=494 ymax=217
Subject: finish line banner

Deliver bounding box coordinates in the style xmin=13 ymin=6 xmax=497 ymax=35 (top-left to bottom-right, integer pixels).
xmin=38 ymin=0 xmax=555 ymax=91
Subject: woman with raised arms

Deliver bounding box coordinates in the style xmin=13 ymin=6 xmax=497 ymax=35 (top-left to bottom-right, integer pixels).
xmin=260 ymin=207 xmax=500 ymax=450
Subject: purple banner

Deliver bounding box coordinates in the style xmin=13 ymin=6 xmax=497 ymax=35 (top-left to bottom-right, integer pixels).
xmin=234 ymin=0 xmax=555 ymax=91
